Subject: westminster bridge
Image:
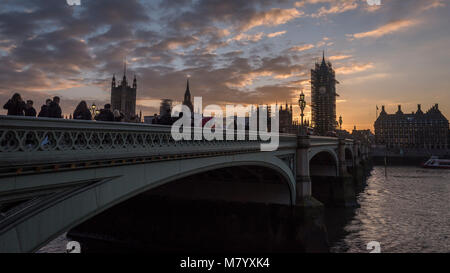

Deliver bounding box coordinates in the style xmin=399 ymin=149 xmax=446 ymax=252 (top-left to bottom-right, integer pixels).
xmin=0 ymin=116 xmax=370 ymax=252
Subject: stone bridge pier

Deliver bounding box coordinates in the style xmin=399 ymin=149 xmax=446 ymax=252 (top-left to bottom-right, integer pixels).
xmin=296 ymin=136 xmax=364 ymax=208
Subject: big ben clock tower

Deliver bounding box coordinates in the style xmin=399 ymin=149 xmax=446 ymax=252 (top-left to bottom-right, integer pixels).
xmin=311 ymin=52 xmax=339 ymax=136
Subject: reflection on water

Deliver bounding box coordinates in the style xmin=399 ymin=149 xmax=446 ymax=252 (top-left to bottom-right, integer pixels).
xmin=40 ymin=166 xmax=450 ymax=253
xmin=329 ymin=166 xmax=450 ymax=253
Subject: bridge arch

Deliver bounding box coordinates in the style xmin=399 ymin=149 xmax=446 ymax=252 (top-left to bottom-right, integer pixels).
xmin=308 ymin=150 xmax=339 ymax=206
xmin=345 ymin=147 xmax=353 ymax=159
xmin=308 ymin=148 xmax=339 ymax=177
xmin=0 ymin=153 xmax=296 ymax=253
xmin=345 ymin=147 xmax=354 ymax=174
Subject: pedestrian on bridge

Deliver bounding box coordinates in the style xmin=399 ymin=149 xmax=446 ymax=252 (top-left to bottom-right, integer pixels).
xmin=48 ymin=96 xmax=62 ymax=118
xmin=3 ymin=93 xmax=26 ymax=116
xmin=113 ymin=109 xmax=124 ymax=122
xmin=95 ymin=104 xmax=114 ymax=122
xmin=38 ymin=99 xmax=52 ymax=117
xmin=73 ymin=101 xmax=92 ymax=120
xmin=25 ymin=100 xmax=37 ymax=117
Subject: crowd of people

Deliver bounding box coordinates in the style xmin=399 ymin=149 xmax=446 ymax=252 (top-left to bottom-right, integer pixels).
xmin=2 ymin=93 xmax=127 ymax=122
xmin=3 ymin=93 xmax=62 ymax=118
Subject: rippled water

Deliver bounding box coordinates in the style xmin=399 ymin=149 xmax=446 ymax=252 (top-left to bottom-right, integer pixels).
xmin=330 ymin=166 xmax=450 ymax=253
xmin=40 ymin=166 xmax=450 ymax=253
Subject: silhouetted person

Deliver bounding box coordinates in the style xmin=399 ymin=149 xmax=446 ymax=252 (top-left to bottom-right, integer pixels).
xmin=113 ymin=109 xmax=124 ymax=122
xmin=151 ymin=114 xmax=159 ymax=124
xmin=38 ymin=99 xmax=52 ymax=117
xmin=48 ymin=96 xmax=62 ymax=118
xmin=73 ymin=101 xmax=92 ymax=120
xmin=3 ymin=93 xmax=26 ymax=116
xmin=24 ymin=100 xmax=37 ymax=117
xmin=95 ymin=104 xmax=114 ymax=122
xmin=158 ymin=108 xmax=173 ymax=125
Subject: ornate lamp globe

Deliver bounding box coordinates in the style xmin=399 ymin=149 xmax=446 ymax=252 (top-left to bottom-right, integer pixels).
xmin=299 ymin=92 xmax=306 ymax=110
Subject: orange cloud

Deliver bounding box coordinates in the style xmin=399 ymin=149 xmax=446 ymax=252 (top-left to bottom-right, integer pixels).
xmin=267 ymin=31 xmax=287 ymax=38
xmin=422 ymin=0 xmax=446 ymax=11
xmin=289 ymin=44 xmax=315 ymax=52
xmin=225 ymin=71 xmax=273 ymax=88
xmin=329 ymin=55 xmax=352 ymax=61
xmin=312 ymin=1 xmax=358 ymax=17
xmin=241 ymin=8 xmax=303 ymax=31
xmin=350 ymin=20 xmax=419 ymax=39
xmin=335 ymin=63 xmax=374 ymax=74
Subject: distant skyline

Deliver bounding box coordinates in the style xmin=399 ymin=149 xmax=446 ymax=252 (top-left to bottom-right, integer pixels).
xmin=1 ymin=0 xmax=449 ymax=131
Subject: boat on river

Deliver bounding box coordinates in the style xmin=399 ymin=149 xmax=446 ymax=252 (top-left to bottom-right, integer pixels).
xmin=422 ymin=156 xmax=450 ymax=169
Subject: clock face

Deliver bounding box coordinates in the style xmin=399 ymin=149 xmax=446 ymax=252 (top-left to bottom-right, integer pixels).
xmin=319 ymin=86 xmax=326 ymax=94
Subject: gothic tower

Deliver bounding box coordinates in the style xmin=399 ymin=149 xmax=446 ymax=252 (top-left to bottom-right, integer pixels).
xmin=311 ymin=52 xmax=339 ymax=136
xmin=183 ymin=78 xmax=194 ymax=113
xmin=111 ymin=62 xmax=137 ymax=121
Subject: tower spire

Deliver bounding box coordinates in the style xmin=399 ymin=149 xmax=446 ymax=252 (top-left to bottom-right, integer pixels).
xmin=123 ymin=58 xmax=127 ymax=77
xmin=183 ymin=77 xmax=193 ymax=113
xmin=122 ymin=58 xmax=127 ymax=86
xmin=186 ymin=78 xmax=190 ymax=95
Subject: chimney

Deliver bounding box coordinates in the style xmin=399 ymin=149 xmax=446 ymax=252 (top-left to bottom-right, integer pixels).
xmin=382 ymin=105 xmax=385 ymax=111
xmin=435 ymin=103 xmax=439 ymax=110
xmin=398 ymin=105 xmax=401 ymax=111
xmin=418 ymin=104 xmax=421 ymax=111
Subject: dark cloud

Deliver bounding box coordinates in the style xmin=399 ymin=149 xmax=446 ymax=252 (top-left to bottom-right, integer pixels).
xmin=0 ymin=0 xmax=315 ymax=117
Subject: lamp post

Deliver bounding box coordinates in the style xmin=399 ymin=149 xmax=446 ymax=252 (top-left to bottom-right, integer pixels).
xmin=91 ymin=103 xmax=97 ymax=119
xmin=298 ymin=90 xmax=306 ymax=135
xmin=339 ymin=115 xmax=343 ymax=130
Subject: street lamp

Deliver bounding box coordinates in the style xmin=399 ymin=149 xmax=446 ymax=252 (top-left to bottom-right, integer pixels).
xmin=339 ymin=115 xmax=343 ymax=130
xmin=298 ymin=90 xmax=306 ymax=135
xmin=91 ymin=103 xmax=97 ymax=119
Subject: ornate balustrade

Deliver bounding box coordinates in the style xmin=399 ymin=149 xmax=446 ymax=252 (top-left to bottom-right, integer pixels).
xmin=0 ymin=116 xmax=297 ymax=169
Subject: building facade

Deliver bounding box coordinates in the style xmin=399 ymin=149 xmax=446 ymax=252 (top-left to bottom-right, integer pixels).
xmin=111 ymin=69 xmax=137 ymax=121
xmin=374 ymin=104 xmax=449 ymax=150
xmin=352 ymin=126 xmax=375 ymax=145
xmin=311 ymin=52 xmax=338 ymax=136
xmin=279 ymin=103 xmax=293 ymax=133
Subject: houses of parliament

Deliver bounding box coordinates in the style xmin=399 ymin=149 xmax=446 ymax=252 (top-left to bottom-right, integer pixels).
xmin=375 ymin=104 xmax=449 ymax=150
xmin=111 ymin=65 xmax=137 ymax=122
xmin=109 ymin=54 xmax=449 ymax=150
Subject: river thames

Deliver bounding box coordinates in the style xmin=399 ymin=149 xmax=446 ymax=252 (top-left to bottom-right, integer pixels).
xmin=328 ymin=166 xmax=450 ymax=253
xmin=39 ymin=166 xmax=450 ymax=253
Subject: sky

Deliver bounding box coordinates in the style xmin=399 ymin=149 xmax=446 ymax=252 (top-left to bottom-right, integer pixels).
xmin=0 ymin=0 xmax=449 ymax=131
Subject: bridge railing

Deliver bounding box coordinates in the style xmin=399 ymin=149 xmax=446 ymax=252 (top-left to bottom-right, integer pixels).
xmin=0 ymin=116 xmax=297 ymax=168
xmin=309 ymin=136 xmax=354 ymax=147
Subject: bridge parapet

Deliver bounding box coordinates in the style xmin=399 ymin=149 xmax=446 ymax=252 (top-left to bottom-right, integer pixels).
xmin=0 ymin=116 xmax=297 ymax=169
xmin=308 ymin=136 xmax=338 ymax=147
